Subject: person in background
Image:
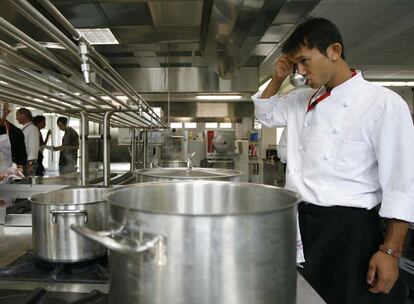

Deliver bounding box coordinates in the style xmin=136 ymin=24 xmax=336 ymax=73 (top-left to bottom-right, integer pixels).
xmin=33 ymin=115 xmax=51 ymax=176
xmin=252 ymin=18 xmax=413 ymax=303
xmin=16 ymin=108 xmax=39 ymax=176
xmin=55 ymin=117 xmax=79 ymax=174
xmin=0 ymin=102 xmax=26 ymax=179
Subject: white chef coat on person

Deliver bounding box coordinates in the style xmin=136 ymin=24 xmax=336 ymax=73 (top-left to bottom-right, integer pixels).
xmin=21 ymin=122 xmax=40 ymax=161
xmin=0 ymin=123 xmax=12 ymax=174
xmin=277 ymin=128 xmax=287 ymax=164
xmin=252 ymin=71 xmax=414 ymax=223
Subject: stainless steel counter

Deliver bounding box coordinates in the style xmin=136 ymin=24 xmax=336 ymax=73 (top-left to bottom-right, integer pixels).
xmin=0 ymin=225 xmax=325 ymax=303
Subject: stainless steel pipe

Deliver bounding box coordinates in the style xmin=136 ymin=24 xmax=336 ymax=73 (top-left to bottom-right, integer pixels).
xmin=103 ymin=111 xmax=114 ymax=187
xmin=130 ymin=129 xmax=136 ymax=173
xmin=80 ymin=112 xmax=89 ymax=187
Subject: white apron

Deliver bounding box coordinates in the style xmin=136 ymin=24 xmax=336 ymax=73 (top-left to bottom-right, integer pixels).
xmin=0 ymin=122 xmax=13 ymax=174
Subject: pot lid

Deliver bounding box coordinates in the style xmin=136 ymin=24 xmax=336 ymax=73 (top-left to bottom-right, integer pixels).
xmin=213 ymin=133 xmax=233 ymax=154
xmin=135 ymin=168 xmax=241 ymax=179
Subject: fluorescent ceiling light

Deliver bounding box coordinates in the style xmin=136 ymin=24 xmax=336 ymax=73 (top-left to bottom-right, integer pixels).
xmin=0 ymin=81 xmax=8 ymax=85
xmin=77 ymin=28 xmax=119 ymax=45
xmin=372 ymin=81 xmax=414 ymax=87
xmin=196 ymin=95 xmax=242 ymax=100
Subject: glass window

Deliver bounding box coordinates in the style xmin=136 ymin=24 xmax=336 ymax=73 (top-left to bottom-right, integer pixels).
xmin=205 ymin=122 xmax=218 ymax=128
xmin=219 ymin=122 xmax=232 ymax=129
xmin=184 ymin=122 xmax=197 ymax=129
xmin=170 ymin=122 xmax=183 ymax=129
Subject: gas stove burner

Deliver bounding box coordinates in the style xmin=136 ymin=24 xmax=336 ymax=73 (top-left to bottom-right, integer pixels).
xmin=6 ymin=199 xmax=31 ymax=215
xmin=0 ymin=288 xmax=107 ymax=304
xmin=0 ymin=251 xmax=108 ymax=283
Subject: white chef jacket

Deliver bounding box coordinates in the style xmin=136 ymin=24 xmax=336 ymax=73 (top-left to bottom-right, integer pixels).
xmin=252 ymin=71 xmax=414 ymax=222
xmin=277 ymin=128 xmax=287 ymax=164
xmin=22 ymin=122 xmax=40 ymax=161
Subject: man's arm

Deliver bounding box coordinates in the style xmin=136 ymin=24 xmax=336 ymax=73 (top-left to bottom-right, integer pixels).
xmin=55 ymin=145 xmax=78 ymax=151
xmin=260 ymin=55 xmax=292 ymax=99
xmin=367 ymin=219 xmax=408 ymax=294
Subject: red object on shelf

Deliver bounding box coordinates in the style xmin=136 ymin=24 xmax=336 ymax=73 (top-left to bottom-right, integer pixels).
xmin=207 ymin=130 xmax=214 ymax=153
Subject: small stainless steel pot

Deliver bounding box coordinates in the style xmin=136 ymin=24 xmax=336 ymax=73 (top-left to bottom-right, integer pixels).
xmin=30 ymin=187 xmax=109 ymax=262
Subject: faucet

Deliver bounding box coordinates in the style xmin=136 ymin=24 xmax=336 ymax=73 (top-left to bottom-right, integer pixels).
xmin=186 ymin=152 xmax=196 ymax=170
xmin=150 ymin=147 xmax=158 ymax=168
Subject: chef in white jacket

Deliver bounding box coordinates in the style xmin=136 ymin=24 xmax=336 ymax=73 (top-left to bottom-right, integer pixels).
xmin=252 ymin=17 xmax=414 ymax=304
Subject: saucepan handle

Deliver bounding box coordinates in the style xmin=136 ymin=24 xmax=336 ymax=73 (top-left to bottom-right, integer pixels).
xmin=71 ymin=225 xmax=167 ymax=266
xmin=50 ymin=209 xmax=88 ymax=224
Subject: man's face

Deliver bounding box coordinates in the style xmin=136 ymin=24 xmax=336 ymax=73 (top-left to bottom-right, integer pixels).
xmin=287 ymin=45 xmax=335 ymax=89
xmin=40 ymin=120 xmax=46 ymax=129
xmin=16 ymin=111 xmax=24 ymax=125
xmin=57 ymin=121 xmax=65 ymax=131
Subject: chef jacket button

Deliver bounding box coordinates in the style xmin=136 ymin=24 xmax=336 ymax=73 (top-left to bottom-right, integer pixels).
xmin=332 ymin=128 xmax=338 ymax=134
xmin=343 ymin=103 xmax=349 ymax=107
xmin=304 ymin=123 xmax=309 ymax=127
xmin=323 ymin=155 xmax=329 ymax=160
xmin=294 ymin=167 xmax=300 ymax=172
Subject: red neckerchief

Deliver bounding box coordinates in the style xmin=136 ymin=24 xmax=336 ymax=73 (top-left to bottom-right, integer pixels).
xmin=306 ymin=69 xmax=357 ymax=113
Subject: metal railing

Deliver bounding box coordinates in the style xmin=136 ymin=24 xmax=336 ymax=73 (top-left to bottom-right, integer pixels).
xmin=0 ymin=0 xmax=167 ymax=185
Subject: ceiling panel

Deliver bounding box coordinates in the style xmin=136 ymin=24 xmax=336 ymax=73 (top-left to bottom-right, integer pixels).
xmin=52 ymin=3 xmax=109 ymax=28
xmin=100 ymin=2 xmax=153 ymax=26
xmin=260 ymin=25 xmax=293 ymax=43
xmin=148 ymin=1 xmax=203 ymax=26
xmin=309 ymin=0 xmax=414 ymax=80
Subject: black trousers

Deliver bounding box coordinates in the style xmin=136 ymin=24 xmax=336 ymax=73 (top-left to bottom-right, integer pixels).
xmin=298 ymin=202 xmax=406 ymax=304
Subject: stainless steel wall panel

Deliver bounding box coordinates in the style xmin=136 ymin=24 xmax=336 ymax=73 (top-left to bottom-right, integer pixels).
xmin=148 ymin=1 xmax=203 ymax=26
xmin=112 ymin=26 xmax=200 ymax=44
xmin=202 ymin=0 xmax=285 ymax=78
xmin=149 ymin=102 xmax=254 ymax=121
xmin=117 ymin=67 xmax=258 ymax=93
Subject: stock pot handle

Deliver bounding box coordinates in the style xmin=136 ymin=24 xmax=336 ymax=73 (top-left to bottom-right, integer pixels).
xmin=71 ymin=225 xmax=167 ymax=266
xmin=50 ymin=209 xmax=88 ymax=224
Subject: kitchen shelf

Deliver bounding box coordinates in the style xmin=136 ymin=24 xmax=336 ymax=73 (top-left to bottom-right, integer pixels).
xmin=0 ymin=1 xmax=165 ymax=129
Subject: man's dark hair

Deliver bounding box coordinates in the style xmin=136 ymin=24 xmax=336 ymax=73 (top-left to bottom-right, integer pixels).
xmin=33 ymin=115 xmax=45 ymax=126
xmin=17 ymin=108 xmax=33 ymax=120
xmin=57 ymin=117 xmax=68 ymax=125
xmin=282 ymin=18 xmax=345 ymax=59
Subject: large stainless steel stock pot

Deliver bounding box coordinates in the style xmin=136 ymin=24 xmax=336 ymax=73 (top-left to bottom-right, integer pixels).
xmin=31 ymin=187 xmax=109 ymax=262
xmin=72 ymin=181 xmax=300 ymax=304
xmin=135 ymin=167 xmax=241 ymax=182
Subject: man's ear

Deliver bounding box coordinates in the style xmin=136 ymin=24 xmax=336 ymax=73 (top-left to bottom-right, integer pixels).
xmin=327 ymin=43 xmax=342 ymax=61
